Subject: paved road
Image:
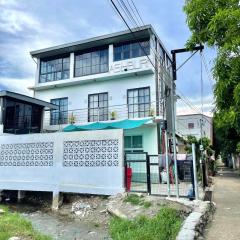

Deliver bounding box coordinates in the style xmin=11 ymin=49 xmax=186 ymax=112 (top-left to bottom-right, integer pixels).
xmin=205 ymin=167 xmax=240 ymax=240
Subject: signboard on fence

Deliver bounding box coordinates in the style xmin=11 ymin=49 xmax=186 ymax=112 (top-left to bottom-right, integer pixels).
xmin=0 ymin=130 xmax=124 ymax=195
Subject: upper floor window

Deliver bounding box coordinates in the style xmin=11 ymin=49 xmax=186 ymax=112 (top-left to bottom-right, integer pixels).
xmin=114 ymin=39 xmax=150 ymax=61
xmin=188 ymin=123 xmax=194 ymax=129
xmin=50 ymin=97 xmax=68 ymax=125
xmin=39 ymin=55 xmax=70 ymax=83
xmin=75 ymin=48 xmax=108 ymax=77
xmin=88 ymin=93 xmax=108 ymax=122
xmin=127 ymin=87 xmax=150 ymax=118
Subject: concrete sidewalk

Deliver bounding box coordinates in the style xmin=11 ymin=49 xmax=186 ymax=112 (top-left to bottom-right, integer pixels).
xmin=205 ymin=167 xmax=240 ymax=240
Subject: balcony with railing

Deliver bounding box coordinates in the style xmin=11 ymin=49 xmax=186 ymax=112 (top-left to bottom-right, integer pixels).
xmin=42 ymin=102 xmax=163 ymax=131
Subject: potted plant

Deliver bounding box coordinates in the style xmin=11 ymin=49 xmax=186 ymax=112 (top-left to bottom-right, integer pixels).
xmin=69 ymin=113 xmax=76 ymax=124
xmin=149 ymin=107 xmax=155 ymax=117
xmin=110 ymin=111 xmax=117 ymax=120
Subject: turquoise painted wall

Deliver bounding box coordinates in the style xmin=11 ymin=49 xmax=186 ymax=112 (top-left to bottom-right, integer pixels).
xmin=124 ymin=125 xmax=158 ymax=155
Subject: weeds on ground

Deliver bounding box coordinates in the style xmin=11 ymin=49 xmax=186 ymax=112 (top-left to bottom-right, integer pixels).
xmin=123 ymin=194 xmax=152 ymax=208
xmin=109 ymin=207 xmax=182 ymax=240
xmin=0 ymin=205 xmax=52 ymax=240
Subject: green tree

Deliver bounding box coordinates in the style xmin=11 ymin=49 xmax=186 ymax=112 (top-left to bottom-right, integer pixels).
xmin=184 ymin=0 xmax=240 ymax=157
xmin=184 ymin=135 xmax=214 ymax=172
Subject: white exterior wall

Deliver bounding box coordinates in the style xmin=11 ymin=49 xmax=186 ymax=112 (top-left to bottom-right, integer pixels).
xmin=176 ymin=114 xmax=213 ymax=143
xmin=0 ymin=130 xmax=124 ymax=195
xmin=35 ymin=71 xmax=156 ymax=130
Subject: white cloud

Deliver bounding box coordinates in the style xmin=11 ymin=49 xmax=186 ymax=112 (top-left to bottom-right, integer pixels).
xmin=176 ymin=94 xmax=214 ymax=117
xmin=0 ymin=0 xmax=17 ymax=7
xmin=0 ymin=2 xmax=40 ymax=34
xmin=0 ymin=77 xmax=34 ymax=96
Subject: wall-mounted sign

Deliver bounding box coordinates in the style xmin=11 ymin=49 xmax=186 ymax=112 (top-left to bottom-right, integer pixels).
xmin=110 ymin=58 xmax=150 ymax=73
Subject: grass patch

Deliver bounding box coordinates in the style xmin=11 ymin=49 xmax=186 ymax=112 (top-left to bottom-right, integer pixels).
xmin=123 ymin=194 xmax=151 ymax=208
xmin=0 ymin=205 xmax=52 ymax=240
xmin=109 ymin=207 xmax=182 ymax=240
xmin=142 ymin=201 xmax=152 ymax=209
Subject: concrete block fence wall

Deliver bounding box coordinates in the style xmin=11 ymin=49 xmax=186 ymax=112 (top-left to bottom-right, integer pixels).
xmin=0 ymin=130 xmax=125 ymax=208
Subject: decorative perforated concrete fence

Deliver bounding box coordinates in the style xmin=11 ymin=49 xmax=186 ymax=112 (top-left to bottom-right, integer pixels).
xmin=0 ymin=130 xmax=124 ymax=196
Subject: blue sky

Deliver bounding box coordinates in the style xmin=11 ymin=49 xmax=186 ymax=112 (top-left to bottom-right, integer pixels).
xmin=0 ymin=0 xmax=215 ymax=115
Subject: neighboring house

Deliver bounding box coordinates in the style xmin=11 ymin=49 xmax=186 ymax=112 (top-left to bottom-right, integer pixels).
xmin=0 ymin=90 xmax=57 ymax=135
xmin=176 ymin=113 xmax=213 ymax=144
xmin=29 ymin=25 xmax=173 ymax=155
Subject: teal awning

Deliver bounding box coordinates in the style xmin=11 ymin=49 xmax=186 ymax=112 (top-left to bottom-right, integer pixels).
xmin=63 ymin=118 xmax=153 ymax=132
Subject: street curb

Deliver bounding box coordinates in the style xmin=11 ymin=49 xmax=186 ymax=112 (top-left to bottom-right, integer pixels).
xmin=166 ymin=198 xmax=216 ymax=240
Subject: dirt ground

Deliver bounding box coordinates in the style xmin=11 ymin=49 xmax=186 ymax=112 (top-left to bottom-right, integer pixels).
xmin=1 ymin=192 xmax=192 ymax=240
xmin=107 ymin=193 xmax=191 ymax=220
xmin=205 ymin=167 xmax=240 ymax=240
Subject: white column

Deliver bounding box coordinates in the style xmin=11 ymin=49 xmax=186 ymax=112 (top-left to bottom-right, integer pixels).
xmin=0 ymin=98 xmax=3 ymax=134
xmin=52 ymin=191 xmax=63 ymax=211
xmin=109 ymin=44 xmax=113 ymax=71
xmin=35 ymin=58 xmax=40 ymax=85
xmin=70 ymin=52 xmax=74 ymax=79
xmin=0 ymin=125 xmax=3 ymax=135
xmin=17 ymin=190 xmax=26 ymax=203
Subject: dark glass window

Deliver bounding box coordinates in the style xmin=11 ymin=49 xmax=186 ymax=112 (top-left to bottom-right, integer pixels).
xmin=50 ymin=98 xmax=68 ymax=125
xmin=114 ymin=39 xmax=150 ymax=61
xmin=4 ymin=98 xmax=42 ymax=134
xmin=188 ymin=123 xmax=194 ymax=129
xmin=127 ymin=87 xmax=150 ymax=118
xmin=124 ymin=135 xmax=143 ymax=152
xmin=159 ymin=45 xmax=165 ymax=65
xmin=88 ymin=93 xmax=108 ymax=122
xmin=39 ymin=56 xmax=70 ymax=83
xmin=75 ymin=48 xmax=108 ymax=77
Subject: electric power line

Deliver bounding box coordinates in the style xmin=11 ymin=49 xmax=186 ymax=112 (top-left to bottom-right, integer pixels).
xmin=109 ymin=0 xmax=209 ymax=124
xmin=201 ymin=52 xmax=215 ymax=91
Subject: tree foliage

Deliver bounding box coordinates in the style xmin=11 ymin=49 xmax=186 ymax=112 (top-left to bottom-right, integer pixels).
xmin=184 ymin=135 xmax=214 ymax=172
xmin=184 ymin=0 xmax=240 ymax=156
xmin=184 ymin=135 xmax=213 ymax=157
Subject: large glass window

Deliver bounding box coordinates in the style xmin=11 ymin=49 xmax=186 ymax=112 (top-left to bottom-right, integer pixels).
xmin=127 ymin=87 xmax=150 ymax=118
xmin=40 ymin=55 xmax=70 ymax=83
xmin=88 ymin=93 xmax=108 ymax=122
xmin=50 ymin=98 xmax=68 ymax=125
xmin=124 ymin=135 xmax=143 ymax=152
xmin=4 ymin=98 xmax=42 ymax=134
xmin=75 ymin=48 xmax=108 ymax=77
xmin=114 ymin=39 xmax=150 ymax=61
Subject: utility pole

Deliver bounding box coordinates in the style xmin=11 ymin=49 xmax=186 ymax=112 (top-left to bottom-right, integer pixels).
xmin=164 ymin=130 xmax=171 ymax=197
xmin=192 ymin=143 xmax=199 ymax=200
xmin=170 ymin=45 xmax=204 ymax=198
xmin=170 ymin=80 xmax=179 ymax=197
xmin=171 ymin=46 xmax=204 ymax=81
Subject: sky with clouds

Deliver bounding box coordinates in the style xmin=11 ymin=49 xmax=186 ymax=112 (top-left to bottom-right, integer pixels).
xmin=0 ymin=0 xmax=215 ymax=115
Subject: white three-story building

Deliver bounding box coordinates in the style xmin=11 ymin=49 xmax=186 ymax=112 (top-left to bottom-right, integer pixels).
xmin=30 ymin=25 xmax=173 ymax=155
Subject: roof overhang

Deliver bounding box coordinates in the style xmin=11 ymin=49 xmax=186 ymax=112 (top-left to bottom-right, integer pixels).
xmin=0 ymin=90 xmax=58 ymax=109
xmin=30 ymin=24 xmax=171 ymax=60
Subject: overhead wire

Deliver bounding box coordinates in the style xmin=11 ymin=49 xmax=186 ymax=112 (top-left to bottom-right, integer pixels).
xmin=109 ymin=0 xmax=208 ymax=123
xmin=176 ymin=50 xmax=198 ymax=71
xmin=201 ymin=52 xmax=215 ymax=91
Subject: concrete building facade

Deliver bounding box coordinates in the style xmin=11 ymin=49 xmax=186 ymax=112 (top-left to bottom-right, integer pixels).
xmin=30 ymin=25 xmax=173 ymax=155
xmin=176 ymin=113 xmax=213 ymax=144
